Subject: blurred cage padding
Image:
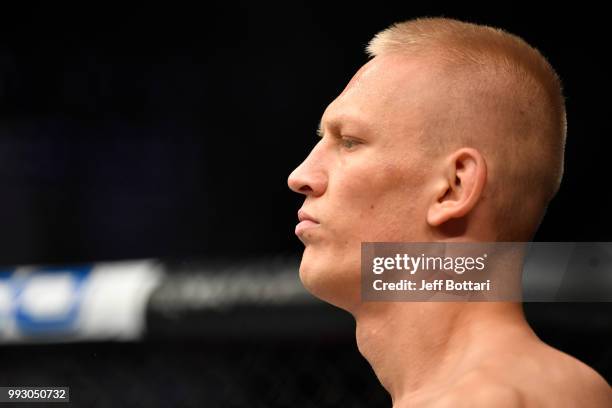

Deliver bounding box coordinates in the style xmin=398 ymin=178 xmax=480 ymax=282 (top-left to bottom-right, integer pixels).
xmin=0 ymin=256 xmax=359 ymax=343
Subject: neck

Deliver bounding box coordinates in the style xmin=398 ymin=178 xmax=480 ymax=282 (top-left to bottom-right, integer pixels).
xmin=352 ymin=301 xmax=536 ymax=404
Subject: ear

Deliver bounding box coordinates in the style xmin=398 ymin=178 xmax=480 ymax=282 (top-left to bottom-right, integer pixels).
xmin=427 ymin=148 xmax=487 ymax=227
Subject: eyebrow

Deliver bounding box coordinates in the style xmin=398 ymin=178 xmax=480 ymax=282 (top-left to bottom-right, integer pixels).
xmin=316 ymin=120 xmax=324 ymax=138
xmin=316 ymin=115 xmax=371 ymax=138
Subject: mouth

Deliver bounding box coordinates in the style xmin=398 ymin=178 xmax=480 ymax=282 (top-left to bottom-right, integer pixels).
xmin=296 ymin=209 xmax=320 ymax=236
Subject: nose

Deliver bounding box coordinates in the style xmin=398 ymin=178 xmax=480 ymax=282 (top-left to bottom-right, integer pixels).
xmin=288 ymin=140 xmax=328 ymax=197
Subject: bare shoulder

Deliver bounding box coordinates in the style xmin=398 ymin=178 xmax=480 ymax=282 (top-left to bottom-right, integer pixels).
xmin=471 ymin=342 xmax=612 ymax=407
xmin=412 ymin=346 xmax=612 ymax=408
xmin=427 ymin=375 xmax=525 ymax=408
xmin=538 ymin=344 xmax=612 ymax=406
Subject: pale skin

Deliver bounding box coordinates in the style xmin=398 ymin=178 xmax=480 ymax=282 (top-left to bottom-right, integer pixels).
xmin=288 ymin=54 xmax=612 ymax=407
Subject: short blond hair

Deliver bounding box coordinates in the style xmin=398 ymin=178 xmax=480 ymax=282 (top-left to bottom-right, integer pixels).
xmin=367 ymin=17 xmax=567 ymax=240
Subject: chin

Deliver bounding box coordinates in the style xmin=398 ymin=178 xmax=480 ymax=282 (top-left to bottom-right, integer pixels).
xmin=298 ymin=247 xmax=360 ymax=312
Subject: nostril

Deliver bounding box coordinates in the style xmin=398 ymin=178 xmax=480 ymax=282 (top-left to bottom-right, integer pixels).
xmin=299 ymin=185 xmax=313 ymax=193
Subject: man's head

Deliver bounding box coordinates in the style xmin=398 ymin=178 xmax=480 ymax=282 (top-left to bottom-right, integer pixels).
xmin=288 ymin=17 xmax=566 ymax=309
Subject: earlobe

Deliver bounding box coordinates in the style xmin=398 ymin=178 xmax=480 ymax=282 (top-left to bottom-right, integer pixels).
xmin=426 ymin=148 xmax=487 ymax=228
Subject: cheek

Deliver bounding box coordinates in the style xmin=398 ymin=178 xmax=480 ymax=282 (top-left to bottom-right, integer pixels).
xmin=329 ymin=161 xmax=423 ymax=239
xmin=336 ymin=160 xmax=403 ymax=195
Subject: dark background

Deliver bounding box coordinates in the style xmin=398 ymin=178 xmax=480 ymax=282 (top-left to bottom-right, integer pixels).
xmin=0 ymin=2 xmax=610 ymax=407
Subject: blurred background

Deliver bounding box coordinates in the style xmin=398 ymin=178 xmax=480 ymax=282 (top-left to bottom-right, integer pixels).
xmin=0 ymin=2 xmax=610 ymax=407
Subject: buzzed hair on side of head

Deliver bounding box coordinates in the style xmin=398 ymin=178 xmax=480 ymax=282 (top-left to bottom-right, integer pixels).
xmin=366 ymin=17 xmax=567 ymax=241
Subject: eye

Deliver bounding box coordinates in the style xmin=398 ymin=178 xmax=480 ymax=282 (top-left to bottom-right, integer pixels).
xmin=340 ymin=137 xmax=360 ymax=150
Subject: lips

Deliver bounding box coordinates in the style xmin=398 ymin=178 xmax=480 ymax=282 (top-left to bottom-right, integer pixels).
xmin=295 ymin=209 xmax=320 ymax=236
xmin=298 ymin=209 xmax=318 ymax=223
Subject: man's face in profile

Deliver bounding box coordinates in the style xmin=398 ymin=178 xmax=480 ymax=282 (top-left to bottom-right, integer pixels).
xmin=288 ymin=54 xmax=442 ymax=307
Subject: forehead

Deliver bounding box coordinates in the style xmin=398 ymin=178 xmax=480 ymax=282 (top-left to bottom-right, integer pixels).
xmin=320 ymin=54 xmax=437 ymax=132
